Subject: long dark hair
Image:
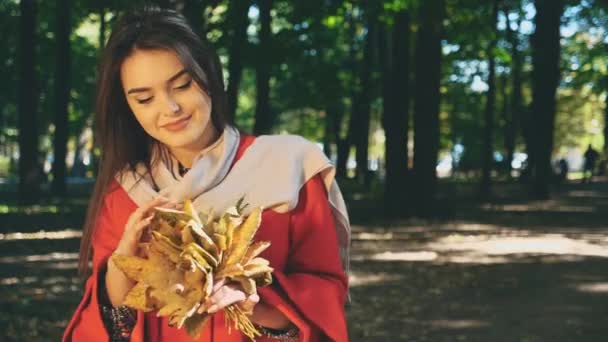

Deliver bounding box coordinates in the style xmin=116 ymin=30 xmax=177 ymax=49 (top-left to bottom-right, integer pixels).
xmin=79 ymin=6 xmax=231 ymax=274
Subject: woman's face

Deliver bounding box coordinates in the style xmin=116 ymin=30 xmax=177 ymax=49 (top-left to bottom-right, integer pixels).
xmin=120 ymin=48 xmax=216 ymax=154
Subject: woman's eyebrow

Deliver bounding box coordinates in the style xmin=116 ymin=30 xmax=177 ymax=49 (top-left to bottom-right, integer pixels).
xmin=126 ymin=69 xmax=188 ymax=94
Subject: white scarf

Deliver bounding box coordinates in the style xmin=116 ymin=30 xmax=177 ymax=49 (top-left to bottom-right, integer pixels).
xmin=116 ymin=126 xmax=351 ymax=274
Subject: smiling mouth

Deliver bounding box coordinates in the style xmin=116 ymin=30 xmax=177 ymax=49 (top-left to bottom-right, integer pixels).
xmin=161 ymin=114 xmax=192 ymax=132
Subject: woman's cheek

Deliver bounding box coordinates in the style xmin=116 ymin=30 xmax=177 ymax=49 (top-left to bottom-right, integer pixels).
xmin=135 ymin=112 xmax=159 ymax=139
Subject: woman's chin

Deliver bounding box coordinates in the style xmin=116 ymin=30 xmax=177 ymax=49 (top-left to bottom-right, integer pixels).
xmin=161 ymin=134 xmax=206 ymax=151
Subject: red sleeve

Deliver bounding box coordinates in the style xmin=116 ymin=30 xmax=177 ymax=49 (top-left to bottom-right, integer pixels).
xmin=258 ymin=174 xmax=349 ymax=342
xmin=62 ymin=184 xmax=145 ymax=342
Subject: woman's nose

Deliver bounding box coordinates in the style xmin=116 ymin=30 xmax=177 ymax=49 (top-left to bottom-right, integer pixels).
xmin=162 ymin=95 xmax=181 ymax=115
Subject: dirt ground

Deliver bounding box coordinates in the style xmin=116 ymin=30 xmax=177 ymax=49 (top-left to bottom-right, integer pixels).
xmin=1 ymin=180 xmax=607 ymax=341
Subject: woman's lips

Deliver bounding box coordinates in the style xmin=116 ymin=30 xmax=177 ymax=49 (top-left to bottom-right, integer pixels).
xmin=161 ymin=115 xmax=192 ymax=132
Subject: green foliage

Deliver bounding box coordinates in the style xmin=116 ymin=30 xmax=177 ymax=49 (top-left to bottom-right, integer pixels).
xmin=2 ymin=0 xmax=607 ymax=182
xmin=555 ymin=87 xmax=605 ymax=150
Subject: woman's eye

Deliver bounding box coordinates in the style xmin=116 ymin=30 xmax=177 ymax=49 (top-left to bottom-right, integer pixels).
xmin=137 ymin=97 xmax=153 ymax=104
xmin=175 ymin=79 xmax=192 ymax=90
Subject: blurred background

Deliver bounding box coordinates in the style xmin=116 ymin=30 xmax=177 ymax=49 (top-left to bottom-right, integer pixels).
xmin=1 ymin=0 xmax=608 ymax=341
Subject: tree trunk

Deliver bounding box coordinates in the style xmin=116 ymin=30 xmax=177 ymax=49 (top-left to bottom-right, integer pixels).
xmin=71 ymin=129 xmax=87 ymax=178
xmin=504 ymin=1 xmax=526 ymax=178
xmin=382 ymin=9 xmax=411 ymax=217
xmin=18 ymin=0 xmax=40 ymax=204
xmin=92 ymin=4 xmax=106 ymax=177
xmin=480 ymin=0 xmax=498 ymax=198
xmin=99 ymin=6 xmax=106 ymax=48
xmin=336 ymin=137 xmax=349 ymax=179
xmin=603 ymin=80 xmax=608 ymax=156
xmin=501 ymin=74 xmax=515 ymax=177
xmin=253 ymin=0 xmax=272 ymax=135
xmin=52 ymin=0 xmax=71 ymax=197
xmin=323 ymin=108 xmax=333 ymax=158
xmin=530 ymin=0 xmax=563 ymax=199
xmin=333 ymin=94 xmax=348 ymax=179
xmin=335 ymin=7 xmax=358 ymax=179
xmin=412 ymin=0 xmax=444 ymax=215
xmin=226 ymin=1 xmax=250 ymax=121
xmin=353 ymin=9 xmax=375 ymax=186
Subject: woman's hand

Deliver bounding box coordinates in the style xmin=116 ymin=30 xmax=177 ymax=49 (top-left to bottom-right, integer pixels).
xmin=115 ymin=196 xmax=173 ymax=256
xmin=106 ymin=196 xmax=176 ymax=307
xmin=199 ymin=278 xmax=260 ymax=315
xmin=201 ymin=279 xmax=294 ymax=331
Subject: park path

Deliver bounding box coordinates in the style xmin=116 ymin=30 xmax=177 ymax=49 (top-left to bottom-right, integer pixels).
xmin=1 ymin=180 xmax=607 ymax=341
xmin=347 ymin=180 xmax=608 ymax=341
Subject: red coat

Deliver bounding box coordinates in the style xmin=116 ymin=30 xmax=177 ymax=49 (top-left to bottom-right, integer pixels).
xmin=63 ymin=136 xmax=349 ymax=342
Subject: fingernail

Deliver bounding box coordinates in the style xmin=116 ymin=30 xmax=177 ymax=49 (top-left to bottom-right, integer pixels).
xmin=207 ymin=305 xmax=218 ymax=313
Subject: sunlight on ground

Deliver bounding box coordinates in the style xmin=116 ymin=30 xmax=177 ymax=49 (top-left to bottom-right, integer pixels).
xmin=440 ymin=223 xmax=500 ymax=232
xmin=0 ymin=229 xmax=81 ymax=240
xmin=0 ymin=205 xmax=61 ymax=214
xmin=349 ymin=272 xmax=403 ymax=287
xmin=428 ymin=234 xmax=608 ymax=258
xmin=357 ymin=251 xmax=439 ymax=262
xmin=567 ymin=190 xmax=608 ymax=199
xmin=480 ymin=203 xmax=596 ymax=213
xmin=353 ymin=232 xmax=394 ymax=240
xmin=0 ymin=252 xmax=78 ymax=263
xmin=357 ymin=229 xmax=608 ymax=264
xmin=573 ymin=282 xmax=608 ymax=294
xmin=428 ymin=319 xmax=490 ymax=329
xmin=0 ymin=275 xmax=78 ymax=286
xmin=352 ymin=223 xmax=500 ymax=235
xmin=1 ymin=276 xmax=39 ymax=285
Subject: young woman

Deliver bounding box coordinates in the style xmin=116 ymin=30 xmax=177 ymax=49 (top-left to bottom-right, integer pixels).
xmin=63 ymin=6 xmax=350 ymax=342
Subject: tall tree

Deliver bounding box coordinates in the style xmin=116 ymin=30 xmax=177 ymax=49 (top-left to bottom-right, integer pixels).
xmin=99 ymin=4 xmax=106 ymax=48
xmin=52 ymin=0 xmax=71 ymax=196
xmin=335 ymin=5 xmax=358 ymax=179
xmin=18 ymin=0 xmax=40 ymax=203
xmin=500 ymin=73 xmax=514 ymax=176
xmin=226 ymin=1 xmax=250 ymax=121
xmin=480 ymin=0 xmax=499 ymax=197
xmin=530 ymin=0 xmax=564 ymax=198
xmin=503 ymin=1 xmax=523 ymax=177
xmin=352 ymin=4 xmax=376 ymax=185
xmin=92 ymin=2 xmax=107 ymax=176
xmin=604 ymin=76 xmax=608 ymax=155
xmin=412 ymin=0 xmax=444 ymax=215
xmin=253 ymin=0 xmax=273 ymax=135
xmin=382 ymin=8 xmax=411 ymax=216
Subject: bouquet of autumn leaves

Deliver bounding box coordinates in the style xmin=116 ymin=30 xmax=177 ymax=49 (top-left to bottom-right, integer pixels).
xmin=110 ymin=198 xmax=273 ymax=339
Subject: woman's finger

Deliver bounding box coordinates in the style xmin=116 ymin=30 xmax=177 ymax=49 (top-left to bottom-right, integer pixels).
xmin=149 ymin=195 xmax=170 ymax=207
xmin=123 ymin=217 xmax=153 ymax=244
xmin=212 ymin=278 xmax=226 ymax=293
xmin=206 ymin=286 xmax=247 ymax=313
xmin=142 ymin=196 xmax=171 ymax=216
xmin=134 ymin=215 xmax=154 ymax=232
xmin=128 ymin=197 xmax=171 ymax=229
xmin=125 ymin=212 xmax=153 ymax=232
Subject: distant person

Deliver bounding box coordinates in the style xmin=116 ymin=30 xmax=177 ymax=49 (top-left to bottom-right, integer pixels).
xmin=583 ymin=144 xmax=599 ymax=183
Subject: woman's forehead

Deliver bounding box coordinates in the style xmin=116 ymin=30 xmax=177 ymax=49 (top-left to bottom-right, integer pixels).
xmin=120 ymin=49 xmax=186 ymax=88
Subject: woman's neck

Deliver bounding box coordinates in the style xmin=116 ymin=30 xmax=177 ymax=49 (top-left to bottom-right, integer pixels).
xmin=170 ymin=125 xmax=220 ymax=168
